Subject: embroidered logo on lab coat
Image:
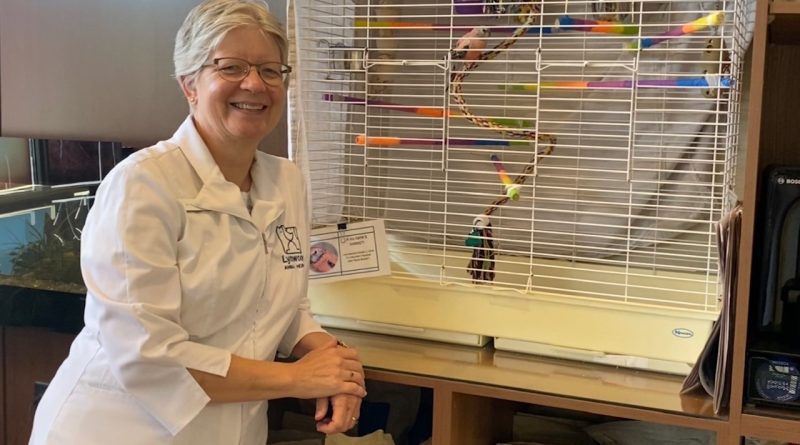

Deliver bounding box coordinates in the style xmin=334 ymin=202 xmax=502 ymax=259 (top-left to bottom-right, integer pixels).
xmin=276 ymin=225 xmax=304 ymax=269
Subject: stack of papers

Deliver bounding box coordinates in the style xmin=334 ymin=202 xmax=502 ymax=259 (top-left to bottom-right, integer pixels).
xmin=681 ymin=203 xmax=743 ymax=414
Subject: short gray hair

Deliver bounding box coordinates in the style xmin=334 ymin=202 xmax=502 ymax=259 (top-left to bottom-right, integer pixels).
xmin=174 ymin=0 xmax=287 ymax=83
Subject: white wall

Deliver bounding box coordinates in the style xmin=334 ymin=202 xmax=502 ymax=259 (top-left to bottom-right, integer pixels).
xmin=0 ymin=0 xmax=288 ymax=156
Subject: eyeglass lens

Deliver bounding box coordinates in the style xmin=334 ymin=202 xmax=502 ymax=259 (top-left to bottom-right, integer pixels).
xmin=216 ymin=59 xmax=287 ymax=85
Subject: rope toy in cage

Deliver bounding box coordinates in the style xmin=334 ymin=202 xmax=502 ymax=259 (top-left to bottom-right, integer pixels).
xmin=448 ymin=6 xmax=557 ymax=283
xmin=450 ymin=9 xmax=550 ymax=142
xmin=465 ymin=136 xmax=556 ymax=283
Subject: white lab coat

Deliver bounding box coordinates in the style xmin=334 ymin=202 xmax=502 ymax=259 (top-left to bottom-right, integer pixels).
xmin=29 ymin=116 xmax=325 ymax=445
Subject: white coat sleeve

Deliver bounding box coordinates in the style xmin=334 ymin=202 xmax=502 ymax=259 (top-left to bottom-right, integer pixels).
xmin=277 ymin=161 xmax=326 ymax=356
xmin=81 ymin=159 xmax=231 ymax=435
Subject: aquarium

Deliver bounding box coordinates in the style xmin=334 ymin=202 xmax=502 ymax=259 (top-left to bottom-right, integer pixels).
xmin=0 ymin=138 xmax=133 ymax=293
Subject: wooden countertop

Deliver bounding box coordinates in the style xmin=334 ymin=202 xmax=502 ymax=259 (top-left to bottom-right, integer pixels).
xmin=332 ymin=329 xmax=720 ymax=420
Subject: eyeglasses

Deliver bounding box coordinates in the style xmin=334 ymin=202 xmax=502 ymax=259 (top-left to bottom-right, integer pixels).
xmin=202 ymin=57 xmax=292 ymax=86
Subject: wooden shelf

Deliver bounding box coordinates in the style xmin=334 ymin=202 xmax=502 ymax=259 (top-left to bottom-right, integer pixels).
xmin=333 ymin=329 xmax=729 ymax=437
xmin=740 ymin=410 xmax=800 ymax=442
xmin=769 ymin=2 xmax=800 ymax=43
xmin=770 ymin=1 xmax=800 ymax=14
xmin=743 ymin=405 xmax=800 ymax=422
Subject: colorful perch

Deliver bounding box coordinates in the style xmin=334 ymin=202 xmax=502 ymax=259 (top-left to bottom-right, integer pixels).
xmin=324 ymin=94 xmax=530 ymax=128
xmin=501 ymin=75 xmax=732 ymax=92
xmin=627 ymin=11 xmax=724 ymax=51
xmin=555 ymin=16 xmax=639 ymax=36
xmin=490 ymin=154 xmax=520 ymax=200
xmin=356 ymin=134 xmax=534 ymax=147
xmin=353 ymin=19 xmax=554 ymax=34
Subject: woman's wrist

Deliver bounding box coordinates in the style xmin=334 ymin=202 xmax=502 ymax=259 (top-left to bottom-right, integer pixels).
xmin=291 ymin=331 xmax=339 ymax=357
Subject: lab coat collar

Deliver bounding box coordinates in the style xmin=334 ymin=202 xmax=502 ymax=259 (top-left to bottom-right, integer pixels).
xmin=169 ymin=116 xmax=285 ymax=231
xmin=249 ymin=155 xmax=286 ymax=233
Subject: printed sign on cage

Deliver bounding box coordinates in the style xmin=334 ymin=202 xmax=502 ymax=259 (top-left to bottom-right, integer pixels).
xmin=309 ymin=220 xmax=391 ymax=283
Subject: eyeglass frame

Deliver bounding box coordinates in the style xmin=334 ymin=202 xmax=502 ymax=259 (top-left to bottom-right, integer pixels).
xmin=201 ymin=57 xmax=292 ymax=86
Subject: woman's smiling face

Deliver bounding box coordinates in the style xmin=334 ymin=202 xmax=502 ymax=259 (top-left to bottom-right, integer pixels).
xmin=181 ymin=25 xmax=286 ymax=148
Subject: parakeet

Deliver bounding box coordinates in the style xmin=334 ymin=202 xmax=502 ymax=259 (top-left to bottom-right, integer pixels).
xmin=452 ymin=27 xmax=491 ymax=62
xmin=700 ymin=38 xmax=731 ymax=98
xmin=367 ymin=53 xmax=394 ymax=95
xmin=591 ymin=0 xmax=632 ymax=22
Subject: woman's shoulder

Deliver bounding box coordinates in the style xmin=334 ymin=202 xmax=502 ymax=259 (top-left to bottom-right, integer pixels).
xmin=107 ymin=140 xmax=188 ymax=182
xmin=120 ymin=140 xmax=184 ymax=170
xmin=97 ymin=140 xmax=189 ymax=200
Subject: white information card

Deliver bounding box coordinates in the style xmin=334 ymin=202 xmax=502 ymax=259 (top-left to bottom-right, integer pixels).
xmin=308 ymin=219 xmax=391 ymax=282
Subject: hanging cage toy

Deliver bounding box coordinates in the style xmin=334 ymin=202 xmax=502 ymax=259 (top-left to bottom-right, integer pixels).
xmin=449 ymin=4 xmax=557 ymax=283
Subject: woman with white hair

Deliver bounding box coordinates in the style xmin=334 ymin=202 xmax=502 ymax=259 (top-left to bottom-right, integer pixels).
xmin=29 ymin=1 xmax=365 ymax=443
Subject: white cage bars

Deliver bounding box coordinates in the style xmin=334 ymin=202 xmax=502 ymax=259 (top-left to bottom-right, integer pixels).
xmin=291 ymin=0 xmax=751 ymax=314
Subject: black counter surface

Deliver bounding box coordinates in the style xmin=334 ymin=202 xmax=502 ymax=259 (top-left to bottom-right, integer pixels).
xmin=0 ymin=285 xmax=85 ymax=333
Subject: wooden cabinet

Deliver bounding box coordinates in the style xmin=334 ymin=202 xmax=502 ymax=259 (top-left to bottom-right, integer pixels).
xmin=2 ymin=327 xmax=74 ymax=445
xmin=335 ymin=329 xmax=732 ymax=445
xmin=728 ymin=0 xmax=800 ymax=443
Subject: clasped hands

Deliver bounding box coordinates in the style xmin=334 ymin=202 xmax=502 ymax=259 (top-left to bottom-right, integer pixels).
xmin=291 ymin=339 xmax=366 ymax=434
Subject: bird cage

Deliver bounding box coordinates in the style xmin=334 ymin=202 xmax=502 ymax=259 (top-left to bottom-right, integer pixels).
xmin=289 ymin=0 xmax=754 ymax=373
